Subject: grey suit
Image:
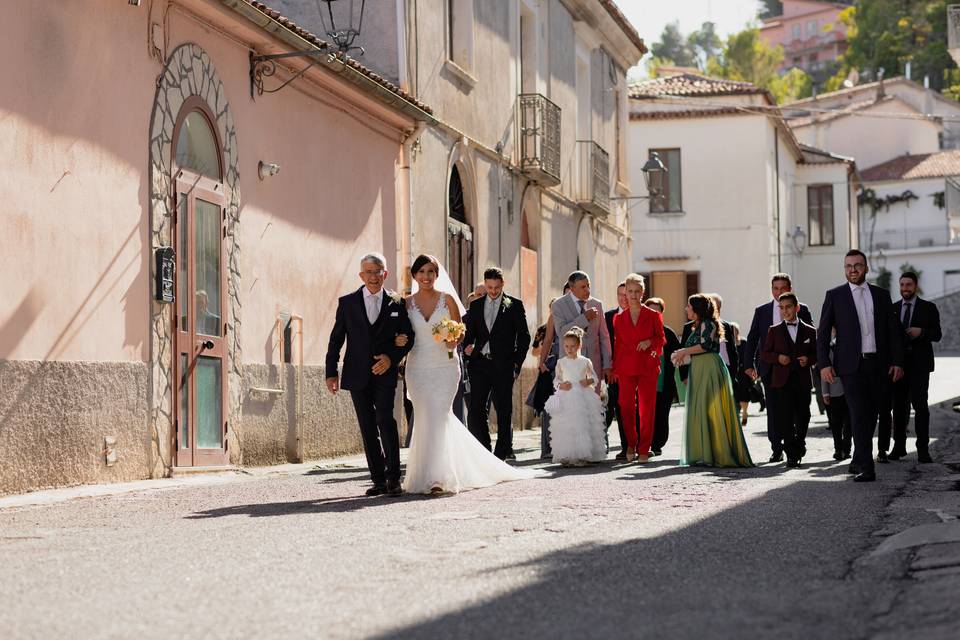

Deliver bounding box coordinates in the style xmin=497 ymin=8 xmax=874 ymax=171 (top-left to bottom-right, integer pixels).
xmin=551 ymin=294 xmax=612 ymax=392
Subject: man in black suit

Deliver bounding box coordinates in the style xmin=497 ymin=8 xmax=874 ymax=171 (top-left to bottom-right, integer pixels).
xmin=889 ymin=271 xmax=941 ymax=463
xmin=463 ymin=267 xmax=531 ymax=460
xmin=326 ymin=253 xmax=414 ymax=496
xmin=605 ymin=282 xmax=628 ymax=459
xmin=645 ymin=298 xmax=680 ymax=456
xmin=744 ymin=273 xmax=813 ymax=462
xmin=817 ymin=250 xmax=904 ymax=482
xmin=760 ymin=293 xmax=817 ymax=468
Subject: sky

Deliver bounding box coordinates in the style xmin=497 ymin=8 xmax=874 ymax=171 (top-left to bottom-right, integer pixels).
xmin=616 ymin=0 xmax=763 ymax=77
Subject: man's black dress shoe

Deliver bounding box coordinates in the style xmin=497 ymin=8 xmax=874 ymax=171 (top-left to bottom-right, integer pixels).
xmin=918 ymin=451 xmax=933 ymax=464
xmin=615 ymin=452 xmax=627 ymax=461
xmin=786 ymin=458 xmax=801 ymax=468
xmin=365 ymin=485 xmax=387 ymax=497
xmin=505 ymin=453 xmax=517 ymax=461
xmin=888 ymin=448 xmax=907 ymax=461
xmin=651 ymin=449 xmax=662 ymax=457
xmin=853 ymin=471 xmax=877 ymax=482
xmin=768 ymin=452 xmax=784 ymax=463
xmin=833 ymin=451 xmax=842 ymax=461
xmin=841 ymin=450 xmax=851 ymax=460
xmin=385 ymin=480 xmax=404 ymax=496
xmin=877 ymin=451 xmax=889 ymax=463
xmin=847 ymin=463 xmax=862 ymax=475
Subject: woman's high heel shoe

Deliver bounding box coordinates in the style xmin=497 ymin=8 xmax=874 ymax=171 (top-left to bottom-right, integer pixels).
xmin=625 ymin=447 xmax=637 ymax=463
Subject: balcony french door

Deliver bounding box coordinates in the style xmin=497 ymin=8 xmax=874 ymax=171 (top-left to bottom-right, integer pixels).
xmin=174 ymin=171 xmax=228 ymax=466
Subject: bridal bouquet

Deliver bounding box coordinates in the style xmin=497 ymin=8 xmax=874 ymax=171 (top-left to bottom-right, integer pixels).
xmin=432 ymin=317 xmax=466 ymax=359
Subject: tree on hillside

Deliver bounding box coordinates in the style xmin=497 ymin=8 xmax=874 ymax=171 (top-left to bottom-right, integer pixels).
xmin=757 ymin=0 xmax=783 ymax=19
xmin=689 ymin=21 xmax=723 ymax=68
xmin=707 ymin=27 xmax=813 ymax=103
xmin=826 ymin=1 xmax=956 ymax=93
xmin=650 ymin=22 xmax=697 ymax=68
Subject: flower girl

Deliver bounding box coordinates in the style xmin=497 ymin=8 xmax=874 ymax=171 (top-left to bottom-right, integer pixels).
xmin=544 ymin=327 xmax=607 ymax=466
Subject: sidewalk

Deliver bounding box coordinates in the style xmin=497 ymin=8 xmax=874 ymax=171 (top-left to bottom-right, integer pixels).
xmin=858 ymin=395 xmax=960 ymax=639
xmin=0 ymin=428 xmax=548 ymax=511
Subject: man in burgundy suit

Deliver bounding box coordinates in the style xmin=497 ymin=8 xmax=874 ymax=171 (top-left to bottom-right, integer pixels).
xmin=761 ymin=292 xmax=817 ymax=468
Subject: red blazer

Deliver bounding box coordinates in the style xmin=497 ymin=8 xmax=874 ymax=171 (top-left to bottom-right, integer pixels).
xmin=760 ymin=320 xmax=817 ymax=389
xmin=612 ymin=306 xmax=665 ymax=378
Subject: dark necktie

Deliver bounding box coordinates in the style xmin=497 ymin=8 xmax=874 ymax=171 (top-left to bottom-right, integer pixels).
xmin=578 ymin=300 xmax=586 ymax=315
xmin=902 ymin=302 xmax=912 ymax=327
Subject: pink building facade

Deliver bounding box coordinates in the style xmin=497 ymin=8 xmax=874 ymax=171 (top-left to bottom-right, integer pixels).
xmin=760 ymin=0 xmax=849 ymax=88
xmin=0 ymin=0 xmax=433 ymax=494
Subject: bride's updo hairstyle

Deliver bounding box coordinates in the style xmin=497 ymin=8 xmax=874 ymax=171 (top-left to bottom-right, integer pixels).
xmin=411 ymin=254 xmax=439 ymax=277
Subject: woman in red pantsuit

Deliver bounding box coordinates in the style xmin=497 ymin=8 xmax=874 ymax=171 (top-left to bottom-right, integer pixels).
xmin=612 ymin=274 xmax=666 ymax=462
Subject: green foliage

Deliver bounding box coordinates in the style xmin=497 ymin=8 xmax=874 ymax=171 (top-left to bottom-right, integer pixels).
xmin=757 ymin=0 xmax=783 ymax=19
xmin=650 ymin=22 xmax=697 ymax=68
xmin=648 ymin=21 xmax=725 ymax=73
xmin=768 ymin=67 xmax=814 ymax=103
xmin=874 ymin=266 xmax=892 ymax=291
xmin=705 ymin=28 xmax=788 ymax=99
xmin=828 ymin=1 xmax=957 ymax=95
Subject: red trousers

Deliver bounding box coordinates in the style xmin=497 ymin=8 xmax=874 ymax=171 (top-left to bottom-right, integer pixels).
xmin=617 ymin=375 xmax=658 ymax=454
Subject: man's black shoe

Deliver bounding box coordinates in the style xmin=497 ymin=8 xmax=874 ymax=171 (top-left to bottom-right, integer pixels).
xmin=888 ymin=448 xmax=907 ymax=461
xmin=365 ymin=485 xmax=387 ymax=497
xmin=651 ymin=449 xmax=662 ymax=457
xmin=853 ymin=471 xmax=877 ymax=482
xmin=841 ymin=450 xmax=851 ymax=460
xmin=615 ymin=452 xmax=627 ymax=460
xmin=847 ymin=463 xmax=862 ymax=475
xmin=768 ymin=452 xmax=784 ymax=463
xmin=877 ymin=451 xmax=889 ymax=464
xmin=833 ymin=451 xmax=842 ymax=461
xmin=505 ymin=453 xmax=517 ymax=461
xmin=786 ymin=458 xmax=801 ymax=468
xmin=918 ymin=451 xmax=933 ymax=464
xmin=385 ymin=480 xmax=404 ymax=496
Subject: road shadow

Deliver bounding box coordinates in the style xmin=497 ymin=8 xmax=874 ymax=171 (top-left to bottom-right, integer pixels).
xmin=186 ymin=493 xmax=426 ymax=518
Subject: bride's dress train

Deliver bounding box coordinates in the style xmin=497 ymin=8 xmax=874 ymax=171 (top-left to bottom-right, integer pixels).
xmin=402 ymin=293 xmax=539 ymax=494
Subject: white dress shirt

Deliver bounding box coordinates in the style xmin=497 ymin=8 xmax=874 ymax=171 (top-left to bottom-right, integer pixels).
xmin=363 ymin=287 xmax=383 ymax=325
xmin=771 ymin=299 xmax=782 ymax=326
xmin=848 ymin=282 xmax=876 ymax=353
xmin=785 ymin=321 xmax=799 ymax=343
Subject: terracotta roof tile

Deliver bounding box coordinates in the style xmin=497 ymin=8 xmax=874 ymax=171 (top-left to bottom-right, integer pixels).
xmin=628 ymin=73 xmax=767 ymax=99
xmin=246 ymin=1 xmax=432 ymax=114
xmin=629 ymin=107 xmax=747 ymax=121
xmin=860 ymin=151 xmax=960 ymax=182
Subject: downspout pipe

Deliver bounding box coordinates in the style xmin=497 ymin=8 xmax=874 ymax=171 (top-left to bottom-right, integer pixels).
xmin=774 ymin=127 xmax=782 ymax=272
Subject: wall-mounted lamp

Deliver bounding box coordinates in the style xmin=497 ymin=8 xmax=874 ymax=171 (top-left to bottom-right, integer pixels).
xmin=128 ymin=0 xmax=142 ymax=5
xmin=258 ymin=161 xmax=280 ymax=180
xmin=876 ymin=248 xmax=888 ymax=270
xmin=788 ymin=225 xmax=807 ymax=255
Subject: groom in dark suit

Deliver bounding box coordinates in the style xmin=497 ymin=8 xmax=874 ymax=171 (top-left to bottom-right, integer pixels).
xmin=326 ymin=253 xmax=414 ymax=496
xmin=744 ymin=273 xmax=813 ymax=462
xmin=464 ymin=267 xmax=530 ymax=460
xmin=817 ymin=250 xmax=904 ymax=482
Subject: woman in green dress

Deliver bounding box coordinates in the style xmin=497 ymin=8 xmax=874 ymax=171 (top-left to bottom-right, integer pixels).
xmin=671 ymin=294 xmax=753 ymax=468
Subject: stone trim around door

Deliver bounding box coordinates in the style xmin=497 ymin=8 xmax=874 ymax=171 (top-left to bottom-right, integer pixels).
xmin=148 ymin=43 xmax=241 ymax=475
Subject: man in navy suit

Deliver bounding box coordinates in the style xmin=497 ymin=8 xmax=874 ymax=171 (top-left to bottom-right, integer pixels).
xmin=326 ymin=253 xmax=414 ymax=496
xmin=817 ymin=250 xmax=904 ymax=482
xmin=744 ymin=273 xmax=813 ymax=462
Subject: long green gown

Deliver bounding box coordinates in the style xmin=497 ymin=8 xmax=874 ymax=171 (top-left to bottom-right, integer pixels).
xmin=680 ymin=320 xmax=754 ymax=468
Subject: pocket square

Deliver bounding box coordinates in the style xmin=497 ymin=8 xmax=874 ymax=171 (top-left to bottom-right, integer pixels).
xmin=803 ymin=338 xmax=811 ymax=343
xmin=391 ymin=312 xmax=399 ymax=317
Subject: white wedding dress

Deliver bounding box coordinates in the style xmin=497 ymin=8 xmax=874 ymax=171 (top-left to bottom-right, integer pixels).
xmin=402 ymin=292 xmax=540 ymax=494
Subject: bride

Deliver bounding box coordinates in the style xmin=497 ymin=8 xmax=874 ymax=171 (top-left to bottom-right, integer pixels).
xmin=399 ymin=254 xmax=540 ymax=495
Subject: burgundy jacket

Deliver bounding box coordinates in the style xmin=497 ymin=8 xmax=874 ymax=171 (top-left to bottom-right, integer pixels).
xmin=760 ymin=320 xmax=817 ymax=390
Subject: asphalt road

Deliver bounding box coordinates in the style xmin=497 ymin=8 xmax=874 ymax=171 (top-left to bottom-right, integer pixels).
xmin=2 ymin=358 xmax=958 ymax=640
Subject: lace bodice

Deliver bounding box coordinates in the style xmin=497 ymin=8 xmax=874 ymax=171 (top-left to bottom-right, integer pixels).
xmin=406 ymin=292 xmax=456 ymax=370
xmin=685 ymin=320 xmax=720 ymax=353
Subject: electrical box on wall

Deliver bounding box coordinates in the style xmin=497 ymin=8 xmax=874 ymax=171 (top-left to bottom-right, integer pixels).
xmin=155 ymin=247 xmax=175 ymax=303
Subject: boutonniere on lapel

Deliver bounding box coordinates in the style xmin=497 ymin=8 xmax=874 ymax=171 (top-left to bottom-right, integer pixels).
xmin=501 ymin=297 xmax=512 ymax=311
xmin=387 ymin=291 xmax=403 ymax=305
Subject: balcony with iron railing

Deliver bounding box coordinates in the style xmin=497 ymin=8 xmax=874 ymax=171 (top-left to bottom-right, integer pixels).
xmin=575 ymin=140 xmax=610 ymax=216
xmin=518 ymin=93 xmax=561 ymax=187
xmin=862 ymin=225 xmax=960 ymax=252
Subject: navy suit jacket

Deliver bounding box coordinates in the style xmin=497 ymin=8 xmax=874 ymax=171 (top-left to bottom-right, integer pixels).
xmin=893 ymin=297 xmax=941 ymax=373
xmin=816 ymin=283 xmax=904 ymax=376
xmin=744 ymin=300 xmax=812 ymax=380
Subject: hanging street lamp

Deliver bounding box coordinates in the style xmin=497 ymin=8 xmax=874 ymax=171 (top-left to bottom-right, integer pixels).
xmin=317 ymin=0 xmax=367 ymax=56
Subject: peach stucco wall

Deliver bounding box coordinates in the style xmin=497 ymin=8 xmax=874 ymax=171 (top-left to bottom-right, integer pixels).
xmin=0 ymin=1 xmax=404 ymax=367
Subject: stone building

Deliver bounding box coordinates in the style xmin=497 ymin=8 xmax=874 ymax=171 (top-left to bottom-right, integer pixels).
xmin=0 ymin=0 xmax=434 ymax=494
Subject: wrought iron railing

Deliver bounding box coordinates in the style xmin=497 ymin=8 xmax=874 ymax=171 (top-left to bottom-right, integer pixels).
xmin=518 ymin=93 xmax=561 ymax=186
xmin=863 ymin=225 xmax=960 ymax=252
xmin=576 ymin=140 xmax=610 ymax=216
